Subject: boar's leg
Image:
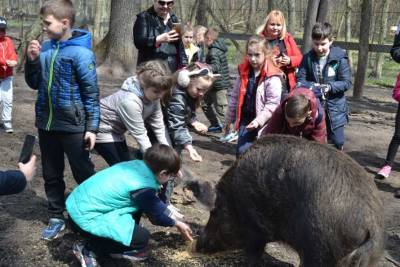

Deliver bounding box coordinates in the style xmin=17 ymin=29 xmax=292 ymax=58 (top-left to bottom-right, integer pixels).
xmin=243 ymin=230 xmax=267 ymax=267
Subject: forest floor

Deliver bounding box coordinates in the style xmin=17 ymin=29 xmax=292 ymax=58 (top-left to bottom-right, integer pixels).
xmin=0 ymin=73 xmax=399 ymax=267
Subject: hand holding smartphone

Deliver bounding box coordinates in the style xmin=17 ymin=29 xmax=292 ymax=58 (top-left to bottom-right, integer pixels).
xmin=19 ymin=135 xmax=36 ymax=164
xmin=172 ymin=22 xmax=182 ymax=35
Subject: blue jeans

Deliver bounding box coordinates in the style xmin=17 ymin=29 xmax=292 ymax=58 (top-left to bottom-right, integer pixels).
xmin=236 ymin=124 xmax=258 ymax=156
xmin=326 ymin=119 xmax=345 ymax=150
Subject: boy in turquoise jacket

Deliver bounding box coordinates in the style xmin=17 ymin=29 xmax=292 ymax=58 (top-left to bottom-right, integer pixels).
xmin=66 ymin=144 xmax=193 ymax=266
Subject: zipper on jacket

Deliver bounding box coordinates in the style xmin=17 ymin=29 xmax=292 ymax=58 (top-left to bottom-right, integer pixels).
xmin=45 ymin=42 xmax=60 ymax=131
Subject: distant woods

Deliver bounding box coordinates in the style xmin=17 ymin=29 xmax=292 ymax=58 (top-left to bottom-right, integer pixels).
xmin=1 ymin=0 xmax=399 ymax=97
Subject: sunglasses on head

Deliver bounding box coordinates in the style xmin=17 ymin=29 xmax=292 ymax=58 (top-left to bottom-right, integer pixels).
xmin=158 ymin=0 xmax=174 ymax=7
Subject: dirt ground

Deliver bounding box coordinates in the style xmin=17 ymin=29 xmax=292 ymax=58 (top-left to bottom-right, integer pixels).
xmin=0 ymin=73 xmax=399 ymax=267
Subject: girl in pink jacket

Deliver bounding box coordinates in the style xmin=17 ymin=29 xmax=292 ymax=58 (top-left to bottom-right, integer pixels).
xmin=376 ymin=72 xmax=400 ymax=198
xmin=225 ymin=35 xmax=283 ymax=156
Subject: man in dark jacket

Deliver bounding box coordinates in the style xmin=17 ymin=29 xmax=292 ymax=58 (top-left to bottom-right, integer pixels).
xmin=391 ymin=27 xmax=400 ymax=63
xmin=296 ymin=22 xmax=351 ymax=150
xmin=133 ymin=0 xmax=187 ymax=71
xmin=202 ymin=28 xmax=231 ymax=132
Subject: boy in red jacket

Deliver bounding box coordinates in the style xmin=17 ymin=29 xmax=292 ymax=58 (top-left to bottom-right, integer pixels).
xmin=0 ymin=17 xmax=17 ymax=133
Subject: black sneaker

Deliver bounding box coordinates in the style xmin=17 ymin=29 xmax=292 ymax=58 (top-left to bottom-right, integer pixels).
xmin=395 ymin=189 xmax=400 ymax=199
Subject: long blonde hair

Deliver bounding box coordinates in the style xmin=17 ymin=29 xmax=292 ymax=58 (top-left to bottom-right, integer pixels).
xmin=256 ymin=10 xmax=287 ymax=40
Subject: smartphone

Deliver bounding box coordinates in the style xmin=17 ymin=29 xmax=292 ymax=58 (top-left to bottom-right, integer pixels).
xmin=19 ymin=135 xmax=36 ymax=164
xmin=172 ymin=22 xmax=182 ymax=35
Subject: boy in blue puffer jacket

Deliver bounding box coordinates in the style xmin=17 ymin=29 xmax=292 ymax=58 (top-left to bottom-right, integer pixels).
xmin=296 ymin=22 xmax=351 ymax=150
xmin=25 ymin=0 xmax=100 ymax=240
xmin=66 ymin=144 xmax=193 ymax=266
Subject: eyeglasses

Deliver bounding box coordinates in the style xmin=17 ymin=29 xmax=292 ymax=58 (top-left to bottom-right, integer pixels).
xmin=158 ymin=0 xmax=174 ymax=7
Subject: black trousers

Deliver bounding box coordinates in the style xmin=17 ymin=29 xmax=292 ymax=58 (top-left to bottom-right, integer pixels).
xmin=39 ymin=130 xmax=95 ymax=219
xmin=69 ymin=217 xmax=150 ymax=256
xmin=385 ymin=104 xmax=400 ymax=166
xmin=94 ymin=141 xmax=131 ymax=166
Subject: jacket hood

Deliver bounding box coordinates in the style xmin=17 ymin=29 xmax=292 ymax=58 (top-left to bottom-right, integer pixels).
xmin=121 ymin=76 xmax=144 ymax=98
xmin=311 ymin=46 xmax=347 ymax=62
xmin=209 ymin=38 xmax=228 ymax=52
xmin=174 ymin=86 xmax=187 ymax=96
xmin=49 ymin=29 xmax=92 ymax=49
xmin=282 ymin=88 xmax=319 ymax=123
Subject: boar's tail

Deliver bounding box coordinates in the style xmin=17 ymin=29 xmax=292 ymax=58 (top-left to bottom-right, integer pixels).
xmin=339 ymin=228 xmax=384 ymax=267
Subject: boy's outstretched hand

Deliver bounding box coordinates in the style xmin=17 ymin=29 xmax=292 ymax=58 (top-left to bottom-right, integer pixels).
xmin=27 ymin=40 xmax=41 ymax=61
xmin=175 ymin=221 xmax=193 ymax=242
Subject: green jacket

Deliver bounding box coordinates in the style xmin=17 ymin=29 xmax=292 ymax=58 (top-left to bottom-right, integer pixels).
xmin=206 ymin=38 xmax=231 ymax=91
xmin=66 ymin=160 xmax=160 ymax=246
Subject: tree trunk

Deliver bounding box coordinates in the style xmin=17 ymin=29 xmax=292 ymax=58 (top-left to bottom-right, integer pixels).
xmin=246 ymin=0 xmax=257 ymax=33
xmin=353 ymin=0 xmax=373 ymax=100
xmin=268 ymin=0 xmax=276 ymax=13
xmin=93 ymin=0 xmax=105 ymax=46
xmin=345 ymin=0 xmax=353 ymax=70
xmin=287 ymin=0 xmax=296 ymax=34
xmin=316 ymin=0 xmax=330 ymax=23
xmin=95 ymin=0 xmax=138 ymax=77
xmin=177 ymin=0 xmax=184 ymax=22
xmin=17 ymin=16 xmax=43 ymax=72
xmin=195 ymin=0 xmax=208 ymax=27
xmin=372 ymin=0 xmax=390 ymax=78
xmin=302 ymin=0 xmax=320 ymax=53
xmin=188 ymin=1 xmax=199 ymax=25
xmin=206 ymin=5 xmax=243 ymax=55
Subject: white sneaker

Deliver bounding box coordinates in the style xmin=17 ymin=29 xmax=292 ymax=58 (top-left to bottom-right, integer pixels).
xmin=219 ymin=132 xmax=238 ymax=143
xmin=5 ymin=126 xmax=13 ymax=133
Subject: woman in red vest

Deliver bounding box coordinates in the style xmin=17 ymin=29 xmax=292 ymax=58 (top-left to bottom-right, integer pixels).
xmin=257 ymin=10 xmax=302 ymax=93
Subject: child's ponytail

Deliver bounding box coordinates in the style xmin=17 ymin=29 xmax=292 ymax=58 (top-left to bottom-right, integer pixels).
xmin=137 ymin=60 xmax=176 ymax=93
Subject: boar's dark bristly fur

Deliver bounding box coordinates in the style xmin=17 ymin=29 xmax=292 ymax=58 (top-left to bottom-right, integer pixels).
xmin=196 ymin=135 xmax=384 ymax=267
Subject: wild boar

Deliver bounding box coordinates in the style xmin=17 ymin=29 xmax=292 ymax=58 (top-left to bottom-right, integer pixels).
xmin=196 ymin=135 xmax=384 ymax=267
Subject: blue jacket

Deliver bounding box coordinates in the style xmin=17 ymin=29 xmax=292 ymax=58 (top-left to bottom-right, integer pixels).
xmin=0 ymin=170 xmax=26 ymax=196
xmin=296 ymin=46 xmax=352 ymax=130
xmin=66 ymin=160 xmax=161 ymax=246
xmin=25 ymin=29 xmax=100 ymax=133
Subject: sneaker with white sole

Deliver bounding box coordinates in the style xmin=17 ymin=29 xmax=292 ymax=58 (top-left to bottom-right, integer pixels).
xmin=219 ymin=132 xmax=238 ymax=143
xmin=376 ymin=165 xmax=392 ymax=180
xmin=73 ymin=241 xmax=99 ymax=267
xmin=41 ymin=218 xmax=66 ymax=240
xmin=4 ymin=126 xmax=13 ymax=133
xmin=110 ymin=248 xmax=149 ymax=262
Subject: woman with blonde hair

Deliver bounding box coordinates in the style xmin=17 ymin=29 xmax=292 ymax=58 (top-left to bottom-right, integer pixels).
xmin=256 ymin=10 xmax=302 ymax=93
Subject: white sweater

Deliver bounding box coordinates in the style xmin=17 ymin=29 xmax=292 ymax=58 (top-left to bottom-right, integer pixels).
xmin=96 ymin=76 xmax=169 ymax=152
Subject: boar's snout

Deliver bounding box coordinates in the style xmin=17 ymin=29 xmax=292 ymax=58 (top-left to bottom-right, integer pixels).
xmin=196 ymin=230 xmax=222 ymax=253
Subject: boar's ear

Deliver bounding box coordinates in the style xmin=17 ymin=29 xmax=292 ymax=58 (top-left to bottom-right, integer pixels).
xmin=184 ymin=180 xmax=216 ymax=210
